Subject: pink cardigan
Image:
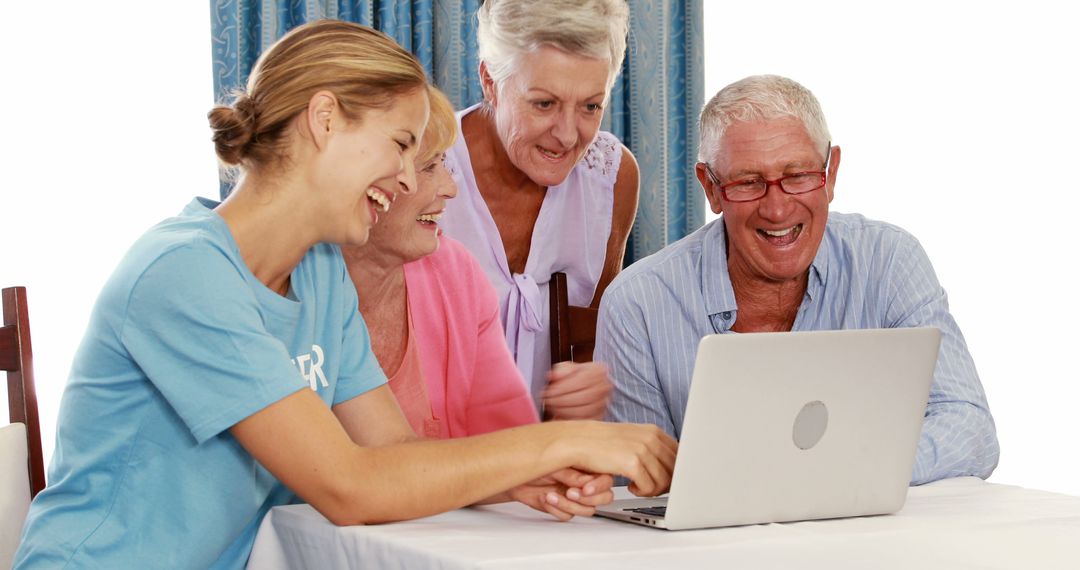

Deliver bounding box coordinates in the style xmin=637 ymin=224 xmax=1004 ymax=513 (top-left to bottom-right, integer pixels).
xmin=403 ymin=237 xmax=540 ymax=437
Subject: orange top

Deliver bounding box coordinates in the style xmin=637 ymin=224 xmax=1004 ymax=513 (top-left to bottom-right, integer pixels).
xmin=386 ymin=308 xmax=442 ymax=438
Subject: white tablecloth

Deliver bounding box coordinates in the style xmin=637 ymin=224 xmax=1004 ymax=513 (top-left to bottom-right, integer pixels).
xmin=246 ymin=477 xmax=1080 ymax=569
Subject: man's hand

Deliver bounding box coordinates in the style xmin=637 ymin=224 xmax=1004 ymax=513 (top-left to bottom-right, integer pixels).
xmin=543 ymin=361 xmax=613 ymax=420
xmin=509 ymin=468 xmax=615 ymax=521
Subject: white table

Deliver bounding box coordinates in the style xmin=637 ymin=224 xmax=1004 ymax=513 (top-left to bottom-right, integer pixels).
xmin=247 ymin=477 xmax=1080 ymax=569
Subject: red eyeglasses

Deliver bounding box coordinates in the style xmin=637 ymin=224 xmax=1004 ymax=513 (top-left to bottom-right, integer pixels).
xmin=702 ymin=144 xmax=831 ymax=203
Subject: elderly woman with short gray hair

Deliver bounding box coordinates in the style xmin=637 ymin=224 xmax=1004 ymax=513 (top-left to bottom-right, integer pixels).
xmin=439 ymin=0 xmax=639 ymax=421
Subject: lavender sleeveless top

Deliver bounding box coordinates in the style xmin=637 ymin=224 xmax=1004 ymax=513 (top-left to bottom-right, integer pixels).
xmin=440 ymin=103 xmax=623 ymax=405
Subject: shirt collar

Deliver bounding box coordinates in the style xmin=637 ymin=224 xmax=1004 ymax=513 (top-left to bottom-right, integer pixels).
xmin=700 ymin=215 xmax=833 ymax=315
xmin=806 ymin=215 xmax=832 ymax=301
xmin=700 ymin=219 xmax=738 ymax=317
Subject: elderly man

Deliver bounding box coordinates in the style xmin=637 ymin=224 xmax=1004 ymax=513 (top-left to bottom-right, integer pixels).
xmin=595 ymin=75 xmax=998 ymax=485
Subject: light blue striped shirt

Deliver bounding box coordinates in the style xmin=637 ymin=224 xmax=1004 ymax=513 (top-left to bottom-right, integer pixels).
xmin=596 ymin=212 xmax=999 ymax=485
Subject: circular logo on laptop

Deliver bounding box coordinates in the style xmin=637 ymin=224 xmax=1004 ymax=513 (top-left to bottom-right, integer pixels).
xmin=792 ymin=400 xmax=828 ymax=450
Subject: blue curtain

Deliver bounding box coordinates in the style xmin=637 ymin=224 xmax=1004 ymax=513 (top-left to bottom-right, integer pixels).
xmin=209 ymin=0 xmax=703 ymax=262
xmin=607 ymin=0 xmax=704 ymax=263
xmin=211 ymin=0 xmax=482 ymax=109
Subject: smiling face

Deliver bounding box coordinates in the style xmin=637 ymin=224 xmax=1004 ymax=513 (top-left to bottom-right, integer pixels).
xmin=696 ymin=117 xmax=839 ymax=288
xmin=318 ymin=87 xmax=430 ymax=246
xmin=483 ymin=45 xmax=611 ymax=187
xmin=365 ymin=142 xmax=459 ymax=263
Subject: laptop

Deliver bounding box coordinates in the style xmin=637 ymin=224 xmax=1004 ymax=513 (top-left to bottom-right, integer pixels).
xmin=596 ymin=327 xmax=941 ymax=530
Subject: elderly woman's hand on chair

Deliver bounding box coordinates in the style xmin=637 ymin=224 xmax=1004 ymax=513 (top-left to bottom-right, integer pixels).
xmin=542 ymin=361 xmax=613 ymax=420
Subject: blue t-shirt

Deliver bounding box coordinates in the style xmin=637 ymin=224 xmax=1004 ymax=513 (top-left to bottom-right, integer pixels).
xmin=15 ymin=198 xmax=386 ymax=569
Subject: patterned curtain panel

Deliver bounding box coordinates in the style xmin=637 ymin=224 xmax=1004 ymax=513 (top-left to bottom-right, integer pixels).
xmin=211 ymin=0 xmax=482 ymax=110
xmin=209 ymin=0 xmax=703 ymax=260
xmin=606 ymin=0 xmax=704 ymax=263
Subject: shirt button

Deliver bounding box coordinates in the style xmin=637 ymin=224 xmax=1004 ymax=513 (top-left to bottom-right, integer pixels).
xmin=721 ymin=311 xmax=732 ymax=320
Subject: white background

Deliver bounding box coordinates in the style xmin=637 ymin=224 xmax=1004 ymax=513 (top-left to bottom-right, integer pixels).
xmin=0 ymin=1 xmax=217 ymax=474
xmin=702 ymin=1 xmax=1080 ymax=494
xmin=1 ymin=2 xmax=1077 ymax=496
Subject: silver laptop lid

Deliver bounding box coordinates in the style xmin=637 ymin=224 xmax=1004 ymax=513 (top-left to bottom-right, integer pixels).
xmin=663 ymin=327 xmax=940 ymax=530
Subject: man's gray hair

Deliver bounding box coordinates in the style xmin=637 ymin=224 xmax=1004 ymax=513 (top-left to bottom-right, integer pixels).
xmin=698 ymin=75 xmax=831 ymax=164
xmin=477 ymin=0 xmax=630 ymax=94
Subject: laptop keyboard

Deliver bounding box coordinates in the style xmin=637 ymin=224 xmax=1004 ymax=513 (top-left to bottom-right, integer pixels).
xmin=625 ymin=506 xmax=667 ymax=517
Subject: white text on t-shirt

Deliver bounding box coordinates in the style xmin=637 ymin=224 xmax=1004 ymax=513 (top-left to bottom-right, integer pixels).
xmin=292 ymin=344 xmax=329 ymax=391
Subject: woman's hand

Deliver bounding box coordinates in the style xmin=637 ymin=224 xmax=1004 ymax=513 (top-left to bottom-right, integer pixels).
xmin=543 ymin=361 xmax=613 ymax=420
xmin=541 ymin=421 xmax=677 ymax=498
xmin=508 ymin=469 xmax=614 ymax=521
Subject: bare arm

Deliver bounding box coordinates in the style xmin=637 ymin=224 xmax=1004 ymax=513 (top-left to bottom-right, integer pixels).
xmin=589 ymin=145 xmax=639 ymax=308
xmin=230 ymin=388 xmax=675 ymax=526
xmin=332 ymin=384 xmax=417 ymax=446
xmin=336 ymin=384 xmax=610 ymax=520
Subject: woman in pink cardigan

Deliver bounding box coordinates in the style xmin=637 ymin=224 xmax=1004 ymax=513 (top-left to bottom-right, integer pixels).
xmin=342 ymin=88 xmax=609 ymax=518
xmin=343 ymin=87 xmax=539 ymax=437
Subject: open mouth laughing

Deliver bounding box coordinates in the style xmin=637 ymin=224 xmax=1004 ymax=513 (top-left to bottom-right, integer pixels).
xmin=366 ymin=188 xmax=392 ymax=213
xmin=758 ymin=223 xmax=803 ymax=246
xmin=537 ymin=145 xmax=569 ymax=160
xmin=416 ymin=211 xmax=443 ymax=225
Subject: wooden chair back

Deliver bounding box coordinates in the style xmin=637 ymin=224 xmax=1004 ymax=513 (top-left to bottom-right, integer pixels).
xmin=2 ymin=286 xmax=46 ymax=498
xmin=548 ymin=273 xmax=599 ymax=364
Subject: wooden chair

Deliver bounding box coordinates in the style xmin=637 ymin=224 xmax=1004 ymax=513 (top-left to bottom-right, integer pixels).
xmin=2 ymin=286 xmax=45 ymax=498
xmin=548 ymin=272 xmax=599 ymax=364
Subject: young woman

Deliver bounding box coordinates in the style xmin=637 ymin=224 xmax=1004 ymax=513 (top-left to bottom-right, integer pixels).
xmin=13 ymin=21 xmax=674 ymax=569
